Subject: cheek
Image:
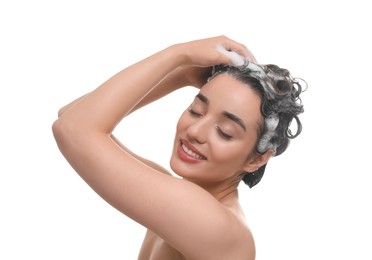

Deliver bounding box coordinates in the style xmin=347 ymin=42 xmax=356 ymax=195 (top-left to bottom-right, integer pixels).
xmin=208 ymin=137 xmax=253 ymax=166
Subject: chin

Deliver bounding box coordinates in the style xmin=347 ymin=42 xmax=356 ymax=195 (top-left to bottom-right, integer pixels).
xmin=169 ymin=155 xmax=185 ymax=178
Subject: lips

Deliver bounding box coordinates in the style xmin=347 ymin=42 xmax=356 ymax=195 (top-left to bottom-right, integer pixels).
xmin=178 ymin=140 xmax=207 ymax=161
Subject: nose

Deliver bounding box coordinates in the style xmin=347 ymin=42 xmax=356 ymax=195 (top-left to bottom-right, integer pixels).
xmin=186 ymin=117 xmax=210 ymax=144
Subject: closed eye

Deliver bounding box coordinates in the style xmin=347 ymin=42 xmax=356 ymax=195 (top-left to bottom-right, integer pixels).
xmin=188 ymin=109 xmax=203 ymax=117
xmin=216 ymin=127 xmax=233 ymax=140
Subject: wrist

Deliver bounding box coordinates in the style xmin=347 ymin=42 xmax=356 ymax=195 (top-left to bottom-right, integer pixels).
xmin=165 ymin=43 xmax=189 ymax=67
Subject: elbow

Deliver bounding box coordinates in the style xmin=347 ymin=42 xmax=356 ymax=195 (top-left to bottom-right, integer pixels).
xmin=52 ymin=117 xmax=82 ymax=158
xmin=52 ymin=117 xmax=77 ymax=149
xmin=52 ymin=118 xmax=62 ymax=138
xmin=52 ymin=116 xmax=100 ymax=151
xmin=52 ymin=118 xmax=82 ymax=169
xmin=52 ymin=118 xmax=68 ymax=146
xmin=52 ymin=118 xmax=65 ymax=156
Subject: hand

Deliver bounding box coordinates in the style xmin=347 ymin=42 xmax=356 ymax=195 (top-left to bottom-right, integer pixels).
xmin=174 ymin=35 xmax=257 ymax=67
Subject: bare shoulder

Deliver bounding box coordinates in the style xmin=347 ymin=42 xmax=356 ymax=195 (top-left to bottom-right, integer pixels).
xmin=139 ymin=213 xmax=255 ymax=260
xmin=179 ymin=201 xmax=256 ymax=260
xmin=217 ymin=206 xmax=256 ymax=260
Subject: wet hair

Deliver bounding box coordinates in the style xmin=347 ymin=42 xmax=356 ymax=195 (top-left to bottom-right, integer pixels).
xmin=209 ymin=63 xmax=305 ymax=188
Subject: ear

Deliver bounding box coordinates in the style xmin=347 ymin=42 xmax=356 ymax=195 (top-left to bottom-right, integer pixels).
xmin=243 ymin=150 xmax=273 ymax=173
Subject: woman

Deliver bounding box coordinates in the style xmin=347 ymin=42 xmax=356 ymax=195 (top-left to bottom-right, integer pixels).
xmin=53 ymin=36 xmax=305 ymax=259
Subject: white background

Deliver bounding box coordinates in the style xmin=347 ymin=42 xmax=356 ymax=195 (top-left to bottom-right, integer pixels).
xmin=1 ymin=0 xmax=371 ymax=259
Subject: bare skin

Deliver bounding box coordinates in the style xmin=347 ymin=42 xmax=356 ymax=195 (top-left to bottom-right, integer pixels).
xmin=53 ymin=36 xmax=270 ymax=260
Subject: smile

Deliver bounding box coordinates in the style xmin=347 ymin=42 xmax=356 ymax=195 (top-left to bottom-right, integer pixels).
xmin=180 ymin=141 xmax=207 ymax=160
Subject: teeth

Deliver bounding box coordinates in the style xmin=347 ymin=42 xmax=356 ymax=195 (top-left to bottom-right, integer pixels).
xmin=182 ymin=144 xmax=205 ymax=160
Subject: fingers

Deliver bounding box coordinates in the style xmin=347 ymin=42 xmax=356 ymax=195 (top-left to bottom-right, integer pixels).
xmin=178 ymin=35 xmax=257 ymax=67
xmin=244 ymin=47 xmax=257 ymax=63
xmin=216 ymin=45 xmax=246 ymax=66
xmin=217 ymin=36 xmax=257 ymax=64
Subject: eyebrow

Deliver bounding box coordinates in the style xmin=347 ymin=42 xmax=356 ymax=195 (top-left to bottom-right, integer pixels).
xmin=222 ymin=111 xmax=246 ymax=132
xmin=196 ymin=93 xmax=246 ymax=132
xmin=196 ymin=93 xmax=209 ymax=104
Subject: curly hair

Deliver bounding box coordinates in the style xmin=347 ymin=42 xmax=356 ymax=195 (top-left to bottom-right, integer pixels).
xmin=209 ymin=63 xmax=305 ymax=188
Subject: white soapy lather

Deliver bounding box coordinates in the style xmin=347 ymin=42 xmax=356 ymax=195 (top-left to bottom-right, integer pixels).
xmin=215 ymin=45 xmax=281 ymax=154
xmin=216 ymin=45 xmax=246 ymax=67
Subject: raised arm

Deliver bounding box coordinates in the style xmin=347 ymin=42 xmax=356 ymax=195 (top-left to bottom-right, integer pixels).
xmin=57 ymin=64 xmax=211 ymax=118
xmin=56 ymin=62 xmax=212 ymax=175
xmin=52 ymin=36 xmax=254 ymax=258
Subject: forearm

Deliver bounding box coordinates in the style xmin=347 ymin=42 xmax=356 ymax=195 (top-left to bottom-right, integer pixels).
xmin=57 ymin=66 xmax=191 ymax=118
xmin=127 ymin=65 xmax=198 ymax=114
xmin=56 ymin=45 xmax=184 ymax=134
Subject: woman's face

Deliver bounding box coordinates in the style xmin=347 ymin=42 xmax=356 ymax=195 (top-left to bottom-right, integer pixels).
xmin=170 ymin=73 xmax=263 ymax=187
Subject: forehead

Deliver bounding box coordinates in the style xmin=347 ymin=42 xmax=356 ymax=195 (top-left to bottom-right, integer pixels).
xmin=200 ymin=73 xmax=261 ymax=109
